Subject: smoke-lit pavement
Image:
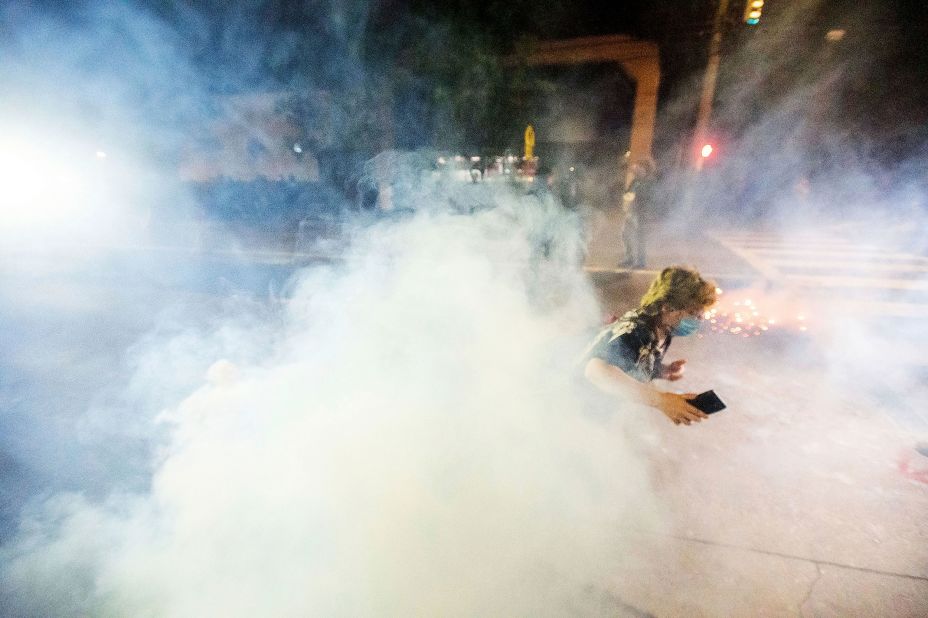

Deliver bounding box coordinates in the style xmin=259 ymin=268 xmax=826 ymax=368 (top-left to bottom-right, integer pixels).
xmin=709 ymin=230 xmax=928 ymax=320
xmin=587 ymin=227 xmax=928 ymax=616
xmin=0 ymin=245 xmax=311 ymax=539
xmin=2 ymin=222 xmax=927 ymax=615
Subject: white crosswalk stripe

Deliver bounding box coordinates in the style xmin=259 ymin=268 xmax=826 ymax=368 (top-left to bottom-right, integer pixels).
xmin=710 ymin=231 xmax=928 ymax=318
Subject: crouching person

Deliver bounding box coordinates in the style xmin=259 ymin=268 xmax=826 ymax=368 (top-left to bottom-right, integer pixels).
xmin=584 ymin=266 xmax=717 ymax=426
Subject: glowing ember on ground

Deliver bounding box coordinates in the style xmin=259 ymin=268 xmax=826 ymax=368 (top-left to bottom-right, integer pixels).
xmin=704 ymin=287 xmax=812 ymax=337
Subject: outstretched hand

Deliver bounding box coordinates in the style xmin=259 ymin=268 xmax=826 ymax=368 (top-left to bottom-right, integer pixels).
xmin=662 ymin=359 xmax=687 ymax=381
xmin=657 ymin=392 xmax=708 ymax=426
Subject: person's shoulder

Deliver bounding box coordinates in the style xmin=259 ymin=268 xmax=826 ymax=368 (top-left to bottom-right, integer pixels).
xmin=606 ymin=310 xmax=655 ymax=342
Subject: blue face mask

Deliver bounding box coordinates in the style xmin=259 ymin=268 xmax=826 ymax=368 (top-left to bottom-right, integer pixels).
xmin=671 ymin=316 xmax=701 ymax=337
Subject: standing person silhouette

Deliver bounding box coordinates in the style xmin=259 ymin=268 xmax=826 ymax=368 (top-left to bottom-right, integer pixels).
xmin=620 ymin=159 xmax=655 ymax=269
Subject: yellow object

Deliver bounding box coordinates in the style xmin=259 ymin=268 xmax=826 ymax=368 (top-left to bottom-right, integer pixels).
xmin=524 ymin=125 xmax=535 ymax=160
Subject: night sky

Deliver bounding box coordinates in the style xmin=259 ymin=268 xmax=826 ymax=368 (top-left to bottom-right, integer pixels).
xmin=402 ymin=0 xmax=928 ymax=151
xmin=4 ymin=0 xmax=926 ymax=164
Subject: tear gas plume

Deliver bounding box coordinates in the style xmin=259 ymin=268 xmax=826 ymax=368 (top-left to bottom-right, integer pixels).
xmin=2 ymin=0 xmax=928 ymax=615
xmin=2 ymin=195 xmax=663 ymax=616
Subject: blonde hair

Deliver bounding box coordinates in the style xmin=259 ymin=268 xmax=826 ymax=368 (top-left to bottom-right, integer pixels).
xmin=639 ymin=266 xmax=717 ymax=315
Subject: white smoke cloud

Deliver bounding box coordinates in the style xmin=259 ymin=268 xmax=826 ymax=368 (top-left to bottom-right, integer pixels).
xmin=5 ymin=1 xmax=925 ymax=615
xmin=1 ymin=198 xmax=664 ymax=616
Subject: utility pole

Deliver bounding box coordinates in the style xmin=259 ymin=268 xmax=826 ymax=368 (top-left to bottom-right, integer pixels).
xmin=691 ymin=0 xmax=730 ymax=172
xmin=678 ymin=0 xmax=730 ymax=213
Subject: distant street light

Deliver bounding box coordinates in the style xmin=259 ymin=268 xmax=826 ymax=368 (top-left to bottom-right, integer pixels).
xmin=701 ymin=143 xmax=714 ymax=158
xmin=825 ymin=29 xmax=846 ymax=42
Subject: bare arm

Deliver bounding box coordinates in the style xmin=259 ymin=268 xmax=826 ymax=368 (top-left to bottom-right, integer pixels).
xmin=584 ymin=357 xmax=707 ymax=425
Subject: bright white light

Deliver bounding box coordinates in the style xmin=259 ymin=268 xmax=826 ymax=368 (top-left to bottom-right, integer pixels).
xmin=0 ymin=126 xmax=131 ymax=243
xmin=292 ymin=143 xmax=303 ymax=154
xmin=437 ymin=156 xmax=446 ymax=165
xmin=0 ymin=135 xmax=89 ymax=224
xmin=470 ymin=156 xmax=480 ymax=162
xmin=701 ymin=143 xmax=714 ymax=158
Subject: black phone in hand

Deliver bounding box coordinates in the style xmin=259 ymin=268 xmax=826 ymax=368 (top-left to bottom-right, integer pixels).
xmin=686 ymin=390 xmax=727 ymax=414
